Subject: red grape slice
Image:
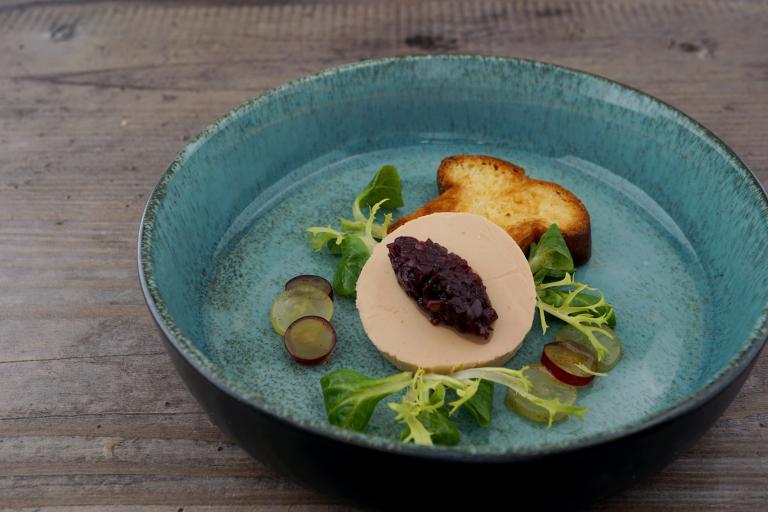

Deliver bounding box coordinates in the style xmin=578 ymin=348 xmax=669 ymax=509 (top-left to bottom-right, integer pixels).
xmin=541 ymin=340 xmax=599 ymax=387
xmin=284 ymin=316 xmax=336 ymax=365
xmin=285 ymin=275 xmax=334 ymax=300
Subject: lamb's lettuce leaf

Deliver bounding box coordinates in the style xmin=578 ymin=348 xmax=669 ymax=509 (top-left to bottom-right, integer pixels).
xmin=352 ymin=165 xmax=404 ymax=222
xmin=320 ymin=369 xmax=411 ymax=431
xmin=528 ymin=224 xmax=575 ymax=282
xmin=331 ymin=236 xmax=370 ymax=297
xmin=462 ymin=379 xmax=494 ymax=427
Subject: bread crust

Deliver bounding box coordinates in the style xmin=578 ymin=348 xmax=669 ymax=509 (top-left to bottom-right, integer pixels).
xmin=389 ymin=155 xmax=592 ymax=264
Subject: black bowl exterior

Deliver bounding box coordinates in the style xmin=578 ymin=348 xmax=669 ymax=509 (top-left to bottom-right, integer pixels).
xmin=154 ymin=317 xmax=759 ymax=507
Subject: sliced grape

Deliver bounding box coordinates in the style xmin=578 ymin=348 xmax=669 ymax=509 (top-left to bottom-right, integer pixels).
xmin=284 ymin=316 xmax=336 ymax=365
xmin=270 ymin=285 xmax=333 ymax=335
xmin=285 ymin=275 xmax=333 ymax=300
xmin=555 ymin=324 xmax=622 ymax=372
xmin=541 ymin=341 xmax=598 ymax=387
xmin=506 ymin=364 xmax=579 ymax=424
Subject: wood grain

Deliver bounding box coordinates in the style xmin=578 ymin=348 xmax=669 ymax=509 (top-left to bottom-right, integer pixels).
xmin=0 ymin=0 xmax=766 ymax=509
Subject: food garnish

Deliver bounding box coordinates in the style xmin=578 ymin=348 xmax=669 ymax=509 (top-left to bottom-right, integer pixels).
xmin=270 ymin=285 xmax=334 ymax=336
xmin=528 ymin=224 xmax=617 ymax=362
xmin=270 ymin=277 xmax=337 ymax=364
xmin=387 ymin=236 xmax=498 ymax=338
xmin=284 ymin=316 xmax=337 ymax=365
xmin=556 ymin=324 xmax=622 ymax=372
xmin=505 ymin=364 xmax=580 ymax=424
xmin=320 ymin=365 xmax=586 ymax=446
xmin=540 ymin=340 xmax=599 ymax=387
xmin=285 ymin=274 xmax=334 ymax=300
xmin=307 ymin=165 xmax=403 ymax=297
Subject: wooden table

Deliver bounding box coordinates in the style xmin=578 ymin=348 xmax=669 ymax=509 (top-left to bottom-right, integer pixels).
xmin=1 ymin=0 xmax=766 ymax=509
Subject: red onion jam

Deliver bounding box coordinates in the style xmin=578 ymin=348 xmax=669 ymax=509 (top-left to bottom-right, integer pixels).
xmin=387 ymin=236 xmax=498 ymax=338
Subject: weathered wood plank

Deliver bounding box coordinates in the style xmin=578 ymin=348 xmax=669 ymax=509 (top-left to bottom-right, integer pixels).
xmin=0 ymin=0 xmax=766 ymax=509
xmin=3 ymin=508 xmax=358 ymax=512
xmin=0 ymin=474 xmax=336 ymax=508
xmin=0 ymin=355 xmax=200 ymax=419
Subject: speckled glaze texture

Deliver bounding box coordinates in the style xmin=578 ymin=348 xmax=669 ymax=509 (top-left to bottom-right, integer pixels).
xmin=139 ymin=57 xmax=768 ymax=467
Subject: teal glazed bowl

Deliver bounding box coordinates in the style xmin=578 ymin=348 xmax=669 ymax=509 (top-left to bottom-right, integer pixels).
xmin=139 ymin=56 xmax=768 ymax=506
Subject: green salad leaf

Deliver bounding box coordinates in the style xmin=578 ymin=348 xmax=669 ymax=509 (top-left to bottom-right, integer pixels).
xmin=538 ymin=287 xmax=616 ymax=327
xmin=528 ymin=224 xmax=575 ymax=282
xmin=353 ymin=164 xmax=403 ymax=221
xmin=307 ymin=165 xmax=402 ymax=297
xmin=332 ymin=236 xmax=371 ymax=297
xmin=306 ymin=225 xmax=345 ymax=253
xmin=319 ymin=368 xmax=411 ymax=431
xmin=401 ymin=407 xmax=460 ymax=446
xmin=462 ymin=379 xmax=494 ymax=427
xmin=529 ymin=224 xmax=618 ymax=360
xmin=536 ymin=274 xmax=615 ymax=360
xmin=390 ymin=375 xmax=460 ymax=445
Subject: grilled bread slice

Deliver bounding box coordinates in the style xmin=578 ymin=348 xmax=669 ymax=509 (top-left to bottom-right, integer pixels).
xmin=389 ymin=155 xmax=591 ymax=264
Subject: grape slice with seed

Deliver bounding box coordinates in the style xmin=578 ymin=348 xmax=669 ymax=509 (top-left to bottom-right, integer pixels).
xmin=284 ymin=316 xmax=336 ymax=365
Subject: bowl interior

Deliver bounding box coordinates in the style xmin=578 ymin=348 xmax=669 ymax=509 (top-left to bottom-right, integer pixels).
xmin=142 ymin=56 xmax=768 ymax=454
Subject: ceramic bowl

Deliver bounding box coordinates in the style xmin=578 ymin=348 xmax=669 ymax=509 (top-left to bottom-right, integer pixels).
xmin=139 ymin=56 xmax=768 ymax=506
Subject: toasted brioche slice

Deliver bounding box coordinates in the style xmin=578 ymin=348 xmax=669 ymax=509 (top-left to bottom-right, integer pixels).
xmin=389 ymin=155 xmax=591 ymax=264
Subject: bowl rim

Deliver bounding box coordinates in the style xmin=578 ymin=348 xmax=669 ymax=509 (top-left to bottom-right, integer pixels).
xmin=138 ymin=54 xmax=768 ymax=461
